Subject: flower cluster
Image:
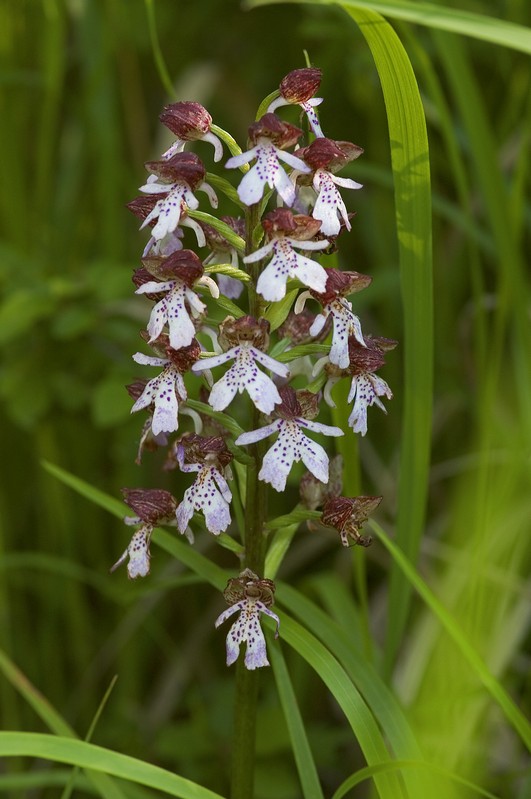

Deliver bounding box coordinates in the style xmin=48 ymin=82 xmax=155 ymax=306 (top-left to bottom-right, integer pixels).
xmin=114 ymin=68 xmax=395 ymax=670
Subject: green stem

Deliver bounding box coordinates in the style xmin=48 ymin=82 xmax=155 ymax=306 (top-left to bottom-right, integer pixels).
xmin=229 ymin=202 xmax=268 ymax=799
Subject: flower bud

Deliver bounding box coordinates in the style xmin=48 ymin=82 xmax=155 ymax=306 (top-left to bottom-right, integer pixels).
xmin=299 ymin=137 xmax=363 ymax=173
xmin=310 ymin=268 xmax=372 ymax=305
xmin=159 ymin=101 xmax=213 ymax=139
xmin=279 ymin=67 xmax=322 ymax=103
xmin=121 ymin=488 xmax=178 ymax=525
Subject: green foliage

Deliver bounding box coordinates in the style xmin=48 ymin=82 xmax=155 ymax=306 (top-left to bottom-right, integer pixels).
xmin=1 ymin=1 xmax=529 ymax=798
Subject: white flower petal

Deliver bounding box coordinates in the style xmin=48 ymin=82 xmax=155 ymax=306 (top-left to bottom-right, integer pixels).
xmin=201 ymin=131 xmax=224 ymax=162
xmin=245 ymin=369 xmax=282 ymax=414
xmin=217 ymin=274 xmax=244 ymax=299
xmin=132 ymin=352 xmax=168 ymax=367
xmin=299 ymin=436 xmax=330 ymax=484
xmin=236 ymin=161 xmax=268 ymax=206
xmin=276 ymin=149 xmax=311 ymax=173
xmin=250 ymin=347 xmax=290 ymax=378
xmin=235 ymin=420 xmax=282 ymax=447
xmin=208 ymin=371 xmax=239 ymax=411
xmin=331 ymin=174 xmax=363 ymax=190
xmin=243 ymin=239 xmax=275 ymax=264
xmin=225 ymin=147 xmax=259 ymax=169
xmin=192 ymin=349 xmax=234 ymax=372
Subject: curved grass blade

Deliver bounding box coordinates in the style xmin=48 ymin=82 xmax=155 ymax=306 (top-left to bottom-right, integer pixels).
xmin=274 ymin=614 xmax=407 ymax=799
xmin=332 ymin=760 xmax=502 ymax=799
xmin=0 ymin=732 xmax=226 ymax=799
xmin=246 ymin=0 xmax=531 ymax=55
xmin=371 ymin=521 xmax=531 ymax=750
xmin=276 ymin=584 xmax=431 ymax=797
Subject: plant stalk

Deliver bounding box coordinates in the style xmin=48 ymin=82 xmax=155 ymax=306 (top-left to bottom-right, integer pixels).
xmin=229 ymin=201 xmax=268 ymax=799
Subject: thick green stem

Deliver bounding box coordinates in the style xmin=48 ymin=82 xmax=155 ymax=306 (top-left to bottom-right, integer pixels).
xmin=229 ymin=201 xmax=268 ymax=799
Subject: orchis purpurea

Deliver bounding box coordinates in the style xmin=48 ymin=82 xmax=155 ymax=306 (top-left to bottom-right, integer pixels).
xmin=115 ymin=67 xmax=396 ymax=680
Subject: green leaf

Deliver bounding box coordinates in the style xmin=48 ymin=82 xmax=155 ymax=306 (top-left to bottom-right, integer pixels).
xmin=205 ymin=172 xmax=246 ymax=209
xmin=203 ymin=262 xmax=251 ymax=283
xmin=185 ymin=399 xmax=245 ymax=438
xmin=270 ymin=644 xmax=325 ymax=799
xmin=245 ymin=0 xmax=531 ymax=55
xmin=333 ymin=4 xmax=433 ymax=674
xmin=0 ymin=733 xmax=226 ymax=799
xmin=265 ymin=509 xmax=321 ymax=530
xmin=263 ymin=288 xmax=299 ymax=332
xmin=214 ymin=295 xmax=246 ymax=319
xmin=275 ymin=342 xmax=330 ymax=363
xmin=187 ymin=210 xmax=246 ymax=253
xmin=0 ymin=652 xmax=127 ymax=799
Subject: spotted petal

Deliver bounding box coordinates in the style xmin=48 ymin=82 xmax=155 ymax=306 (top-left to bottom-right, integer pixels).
xmin=215 ymin=599 xmax=280 ymax=670
xmin=176 ymin=466 xmax=232 ymax=535
xmin=347 ymin=373 xmax=392 ymax=436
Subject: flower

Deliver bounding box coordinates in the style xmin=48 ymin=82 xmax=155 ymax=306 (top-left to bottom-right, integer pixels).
xmin=318 ymin=336 xmax=396 ymax=435
xmin=225 ymin=114 xmax=310 ymax=207
xmin=111 ymin=488 xmax=181 ymax=578
xmin=127 ymin=194 xmax=204 ymax=257
xmin=192 ymin=316 xmax=289 ymax=414
xmin=298 ymin=138 xmax=363 ymax=236
xmin=159 ymin=101 xmax=223 ymax=162
xmin=244 ymin=209 xmax=329 ymax=301
xmin=321 ymin=494 xmax=381 ymax=547
xmin=296 ymin=269 xmax=372 ymax=369
xmin=174 ymin=434 xmax=233 ymax=535
xmin=215 ymin=569 xmax=280 ymax=670
xmin=346 ymin=337 xmax=396 ymax=435
xmin=130 ymin=339 xmax=201 ymax=435
xmin=134 ymin=251 xmax=217 ymax=350
xmin=268 ymin=67 xmax=325 ymax=137
xmin=139 ymin=152 xmax=218 ymax=241
xmin=235 ymin=387 xmax=343 ymax=492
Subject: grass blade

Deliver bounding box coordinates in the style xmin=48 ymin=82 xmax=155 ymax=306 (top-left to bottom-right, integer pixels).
xmin=246 ymin=0 xmax=531 ymax=55
xmin=0 ymin=732 xmax=226 ymax=799
xmin=371 ymin=521 xmax=531 ymax=750
xmin=269 ymin=644 xmax=325 ymax=799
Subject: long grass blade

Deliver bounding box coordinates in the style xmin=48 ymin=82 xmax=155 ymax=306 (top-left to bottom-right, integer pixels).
xmin=269 ymin=644 xmax=325 ymax=799
xmin=371 ymin=522 xmax=531 ymax=750
xmin=0 ymin=732 xmax=226 ymax=799
xmin=246 ymin=0 xmax=531 ymax=55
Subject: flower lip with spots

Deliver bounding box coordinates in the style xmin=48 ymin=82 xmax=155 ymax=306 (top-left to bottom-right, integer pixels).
xmin=225 ymin=113 xmax=311 ymax=208
xmin=235 ymin=387 xmax=343 ymax=492
xmin=174 ymin=434 xmax=233 ymax=536
xmin=244 ymin=209 xmax=329 ymax=302
xmin=130 ymin=339 xmax=201 ymax=436
xmin=192 ymin=316 xmax=290 ymax=414
xmin=139 ymin=152 xmax=218 ymax=241
xmin=215 ymin=569 xmax=280 ymax=670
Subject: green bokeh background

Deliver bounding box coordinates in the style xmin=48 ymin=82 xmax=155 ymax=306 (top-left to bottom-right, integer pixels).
xmin=0 ymin=1 xmax=529 ymax=797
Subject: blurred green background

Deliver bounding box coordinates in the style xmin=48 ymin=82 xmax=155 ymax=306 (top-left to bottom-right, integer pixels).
xmin=0 ymin=1 xmax=529 ymax=797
